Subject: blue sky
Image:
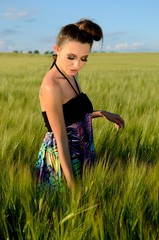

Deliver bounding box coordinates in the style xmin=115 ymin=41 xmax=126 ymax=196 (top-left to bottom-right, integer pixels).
xmin=0 ymin=0 xmax=159 ymax=53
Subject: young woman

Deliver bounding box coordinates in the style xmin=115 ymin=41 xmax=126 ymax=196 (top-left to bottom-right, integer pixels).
xmin=36 ymin=19 xmax=125 ymax=190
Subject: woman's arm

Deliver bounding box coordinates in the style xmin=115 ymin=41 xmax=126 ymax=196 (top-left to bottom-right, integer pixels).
xmin=92 ymin=110 xmax=125 ymax=129
xmin=41 ymin=78 xmax=74 ymax=189
xmin=91 ymin=110 xmax=103 ymax=118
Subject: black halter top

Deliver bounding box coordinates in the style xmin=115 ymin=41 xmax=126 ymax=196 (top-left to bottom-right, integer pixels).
xmin=42 ymin=62 xmax=93 ymax=131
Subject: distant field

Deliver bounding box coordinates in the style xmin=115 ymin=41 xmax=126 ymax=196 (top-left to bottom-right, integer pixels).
xmin=1 ymin=52 xmax=159 ymax=239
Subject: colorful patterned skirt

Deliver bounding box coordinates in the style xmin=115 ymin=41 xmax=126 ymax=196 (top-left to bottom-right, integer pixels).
xmin=35 ymin=113 xmax=95 ymax=191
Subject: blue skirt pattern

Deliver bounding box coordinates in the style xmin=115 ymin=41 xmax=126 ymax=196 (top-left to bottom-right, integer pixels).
xmin=35 ymin=113 xmax=95 ymax=190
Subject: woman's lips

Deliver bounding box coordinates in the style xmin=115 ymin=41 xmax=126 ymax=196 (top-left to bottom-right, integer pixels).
xmin=70 ymin=69 xmax=78 ymax=74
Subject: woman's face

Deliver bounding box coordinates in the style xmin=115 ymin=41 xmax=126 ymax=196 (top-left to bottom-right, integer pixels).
xmin=54 ymin=41 xmax=91 ymax=77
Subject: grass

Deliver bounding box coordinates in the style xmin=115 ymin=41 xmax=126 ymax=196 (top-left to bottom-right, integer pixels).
xmin=0 ymin=52 xmax=159 ymax=239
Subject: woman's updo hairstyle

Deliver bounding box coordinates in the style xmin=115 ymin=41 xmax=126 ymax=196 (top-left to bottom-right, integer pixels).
xmin=56 ymin=18 xmax=103 ymax=48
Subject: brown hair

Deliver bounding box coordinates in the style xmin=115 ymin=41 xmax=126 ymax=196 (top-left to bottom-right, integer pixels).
xmin=56 ymin=18 xmax=103 ymax=48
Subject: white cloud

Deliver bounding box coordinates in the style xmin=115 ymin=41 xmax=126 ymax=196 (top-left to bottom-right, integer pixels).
xmin=106 ymin=31 xmax=126 ymax=39
xmin=0 ymin=37 xmax=16 ymax=52
xmin=114 ymin=42 xmax=129 ymax=50
xmin=7 ymin=45 xmax=15 ymax=52
xmin=104 ymin=41 xmax=144 ymax=52
xmin=0 ymin=39 xmax=4 ymax=47
xmin=131 ymin=42 xmax=144 ymax=49
xmin=92 ymin=41 xmax=103 ymax=51
xmin=0 ymin=8 xmax=33 ymax=21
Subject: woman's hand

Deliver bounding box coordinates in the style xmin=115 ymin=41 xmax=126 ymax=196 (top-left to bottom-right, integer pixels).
xmin=101 ymin=110 xmax=125 ymax=129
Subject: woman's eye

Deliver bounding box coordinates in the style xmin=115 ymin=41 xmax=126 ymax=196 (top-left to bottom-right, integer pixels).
xmin=67 ymin=56 xmax=75 ymax=60
xmin=81 ymin=58 xmax=88 ymax=62
xmin=67 ymin=56 xmax=88 ymax=62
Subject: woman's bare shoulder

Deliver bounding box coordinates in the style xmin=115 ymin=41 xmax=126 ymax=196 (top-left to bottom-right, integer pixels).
xmin=39 ymin=70 xmax=62 ymax=111
xmin=41 ymin=70 xmax=60 ymax=94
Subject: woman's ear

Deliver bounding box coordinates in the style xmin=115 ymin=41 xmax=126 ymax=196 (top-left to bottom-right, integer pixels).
xmin=53 ymin=44 xmax=60 ymax=54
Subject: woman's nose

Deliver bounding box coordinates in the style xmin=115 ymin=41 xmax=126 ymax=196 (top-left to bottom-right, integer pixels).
xmin=73 ymin=60 xmax=80 ymax=69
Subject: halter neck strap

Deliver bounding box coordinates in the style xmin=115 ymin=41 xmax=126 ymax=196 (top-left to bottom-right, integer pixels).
xmin=54 ymin=62 xmax=80 ymax=95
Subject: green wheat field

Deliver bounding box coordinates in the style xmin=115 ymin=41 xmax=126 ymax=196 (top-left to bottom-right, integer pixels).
xmin=1 ymin=52 xmax=159 ymax=239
